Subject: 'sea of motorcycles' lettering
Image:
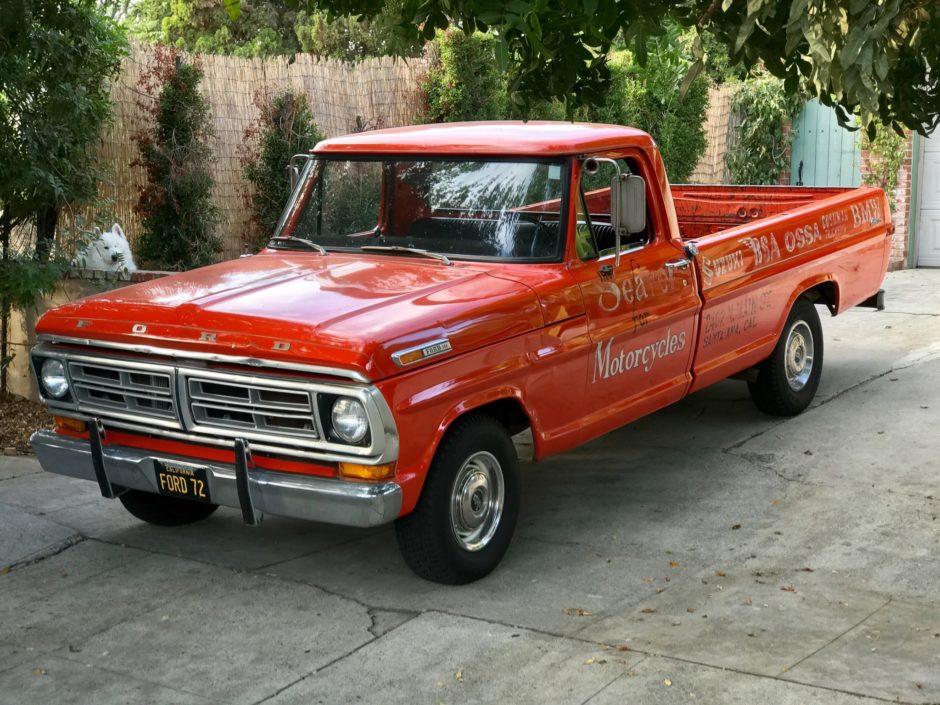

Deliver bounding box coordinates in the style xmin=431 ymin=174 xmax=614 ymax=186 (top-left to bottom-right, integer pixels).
xmin=30 ymin=123 xmax=892 ymax=584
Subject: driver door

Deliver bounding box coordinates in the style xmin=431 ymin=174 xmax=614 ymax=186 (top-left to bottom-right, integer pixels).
xmin=569 ymin=152 xmax=700 ymax=436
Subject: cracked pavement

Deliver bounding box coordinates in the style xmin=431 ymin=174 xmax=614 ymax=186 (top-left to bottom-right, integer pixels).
xmin=2 ymin=269 xmax=939 ymax=704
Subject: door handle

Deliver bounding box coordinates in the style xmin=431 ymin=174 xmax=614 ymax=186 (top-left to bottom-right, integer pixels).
xmin=665 ymin=258 xmax=691 ymax=269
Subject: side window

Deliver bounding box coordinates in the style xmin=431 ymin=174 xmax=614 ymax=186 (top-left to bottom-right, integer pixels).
xmin=579 ymin=157 xmax=651 ymax=256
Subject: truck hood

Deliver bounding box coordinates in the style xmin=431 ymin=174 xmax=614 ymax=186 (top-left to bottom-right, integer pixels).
xmin=36 ymin=253 xmax=545 ymax=380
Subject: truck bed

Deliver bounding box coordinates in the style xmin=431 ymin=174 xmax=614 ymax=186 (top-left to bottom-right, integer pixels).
xmin=672 ymin=185 xmax=851 ymax=239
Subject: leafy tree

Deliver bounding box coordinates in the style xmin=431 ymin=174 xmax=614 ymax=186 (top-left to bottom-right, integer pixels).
xmin=242 ymin=89 xmax=324 ymax=250
xmin=130 ymin=0 xmax=419 ymax=60
xmin=0 ymin=0 xmax=126 ymax=256
xmin=131 ymin=0 xmax=300 ymax=57
xmin=295 ymin=1 xmax=422 ymax=60
xmin=1 ymin=0 xmax=125 ymax=388
xmin=247 ymin=0 xmax=940 ymax=136
xmin=132 ymin=48 xmax=221 ymax=270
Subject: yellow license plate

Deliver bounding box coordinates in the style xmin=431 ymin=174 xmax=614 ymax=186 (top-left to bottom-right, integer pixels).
xmin=155 ymin=462 xmax=211 ymax=503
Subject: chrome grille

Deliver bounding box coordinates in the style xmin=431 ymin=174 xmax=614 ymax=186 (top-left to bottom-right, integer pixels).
xmin=68 ymin=360 xmax=177 ymax=421
xmin=33 ymin=340 xmax=396 ymax=462
xmin=186 ymin=376 xmax=319 ymax=440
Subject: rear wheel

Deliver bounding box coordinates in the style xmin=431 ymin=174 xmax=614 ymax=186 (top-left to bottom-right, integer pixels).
xmin=119 ymin=490 xmax=218 ymax=526
xmin=395 ymin=414 xmax=520 ymax=584
xmin=748 ymin=297 xmax=824 ymax=416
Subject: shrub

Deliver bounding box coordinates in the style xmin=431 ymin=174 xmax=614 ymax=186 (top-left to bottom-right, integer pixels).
xmin=421 ymin=28 xmax=708 ymax=182
xmin=241 ymin=89 xmax=324 ymax=251
xmin=726 ymin=74 xmax=798 ymax=185
xmin=589 ymin=43 xmax=709 ymax=183
xmin=424 ymin=30 xmax=507 ymax=123
xmin=132 ymin=47 xmax=221 ymax=270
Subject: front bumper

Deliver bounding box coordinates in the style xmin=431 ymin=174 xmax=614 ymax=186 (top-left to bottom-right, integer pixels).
xmin=30 ymin=429 xmax=402 ymax=528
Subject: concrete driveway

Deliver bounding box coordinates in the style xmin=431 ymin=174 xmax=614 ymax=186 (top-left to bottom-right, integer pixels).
xmin=2 ymin=269 xmax=939 ymax=705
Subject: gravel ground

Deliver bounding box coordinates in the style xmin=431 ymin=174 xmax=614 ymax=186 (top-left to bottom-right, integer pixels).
xmin=0 ymin=391 xmax=51 ymax=454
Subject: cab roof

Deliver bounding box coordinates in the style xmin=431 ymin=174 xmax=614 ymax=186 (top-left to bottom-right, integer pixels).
xmin=312 ymin=121 xmax=653 ymax=157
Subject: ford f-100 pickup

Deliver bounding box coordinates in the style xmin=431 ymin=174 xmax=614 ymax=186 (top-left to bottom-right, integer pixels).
xmin=30 ymin=122 xmax=891 ymax=583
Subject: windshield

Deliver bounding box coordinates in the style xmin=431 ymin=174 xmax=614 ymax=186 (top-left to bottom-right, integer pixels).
xmin=274 ymin=157 xmax=568 ymax=261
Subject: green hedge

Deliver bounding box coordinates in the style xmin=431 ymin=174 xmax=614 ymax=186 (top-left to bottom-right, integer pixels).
xmin=424 ymin=32 xmax=709 ymax=184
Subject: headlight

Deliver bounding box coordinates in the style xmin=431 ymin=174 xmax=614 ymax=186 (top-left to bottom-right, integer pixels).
xmin=331 ymin=397 xmax=369 ymax=444
xmin=40 ymin=359 xmax=69 ymax=398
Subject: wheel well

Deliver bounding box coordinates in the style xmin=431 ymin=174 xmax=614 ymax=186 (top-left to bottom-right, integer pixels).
xmin=800 ymin=281 xmax=838 ymax=315
xmin=463 ymin=398 xmax=531 ymax=437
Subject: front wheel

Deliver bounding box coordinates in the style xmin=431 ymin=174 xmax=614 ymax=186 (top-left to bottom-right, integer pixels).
xmin=119 ymin=490 xmax=219 ymax=526
xmin=748 ymin=297 xmax=824 ymax=416
xmin=395 ymin=414 xmax=520 ymax=584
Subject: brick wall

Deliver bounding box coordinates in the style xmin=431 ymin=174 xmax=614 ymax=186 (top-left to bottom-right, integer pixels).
xmin=861 ymin=133 xmax=914 ymax=270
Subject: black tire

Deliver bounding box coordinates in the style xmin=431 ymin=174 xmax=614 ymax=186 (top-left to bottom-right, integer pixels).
xmin=119 ymin=490 xmax=218 ymax=526
xmin=748 ymin=297 xmax=824 ymax=416
xmin=395 ymin=414 xmax=520 ymax=584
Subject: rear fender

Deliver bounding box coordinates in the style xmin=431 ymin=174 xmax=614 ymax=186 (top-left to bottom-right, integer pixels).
xmin=770 ymin=276 xmax=840 ymax=348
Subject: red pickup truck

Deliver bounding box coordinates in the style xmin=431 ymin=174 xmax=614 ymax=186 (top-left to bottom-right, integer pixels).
xmin=30 ymin=123 xmax=891 ymax=583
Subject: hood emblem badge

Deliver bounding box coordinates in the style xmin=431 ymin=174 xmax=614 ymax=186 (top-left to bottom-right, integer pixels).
xmin=132 ymin=324 xmax=147 ymax=333
xmin=200 ymin=332 xmax=217 ymax=342
xmin=273 ymin=342 xmax=291 ymax=351
xmin=76 ymin=320 xmax=91 ymax=329
xmin=392 ymin=338 xmax=453 ymax=367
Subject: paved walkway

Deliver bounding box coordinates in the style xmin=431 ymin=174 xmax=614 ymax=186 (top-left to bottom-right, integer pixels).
xmin=2 ymin=269 xmax=938 ymax=704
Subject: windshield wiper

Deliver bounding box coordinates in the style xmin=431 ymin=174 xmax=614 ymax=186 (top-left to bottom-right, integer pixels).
xmin=268 ymin=236 xmax=327 ymax=255
xmin=361 ymin=245 xmax=452 ymax=266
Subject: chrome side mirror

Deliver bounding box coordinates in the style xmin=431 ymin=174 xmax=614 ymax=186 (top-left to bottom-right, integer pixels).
xmin=287 ymin=154 xmax=314 ymax=191
xmin=610 ymin=173 xmax=646 ymax=267
xmin=581 ymin=157 xmax=646 ymax=268
xmin=613 ymin=173 xmax=646 ymax=234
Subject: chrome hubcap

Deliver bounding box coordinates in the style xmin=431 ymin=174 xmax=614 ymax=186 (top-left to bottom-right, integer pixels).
xmin=785 ymin=320 xmax=814 ymax=391
xmin=450 ymin=451 xmax=504 ymax=552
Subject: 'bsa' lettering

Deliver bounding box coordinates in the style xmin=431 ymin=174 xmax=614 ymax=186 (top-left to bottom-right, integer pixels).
xmin=740 ymin=234 xmax=781 ymax=267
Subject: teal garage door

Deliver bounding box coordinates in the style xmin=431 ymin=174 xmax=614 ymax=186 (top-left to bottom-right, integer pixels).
xmin=790 ymin=100 xmax=861 ymax=187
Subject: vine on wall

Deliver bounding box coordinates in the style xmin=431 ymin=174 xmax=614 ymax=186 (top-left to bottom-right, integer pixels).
xmin=862 ymin=124 xmax=906 ymax=212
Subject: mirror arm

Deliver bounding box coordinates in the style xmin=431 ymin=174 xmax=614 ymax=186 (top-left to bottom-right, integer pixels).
xmin=288 ymin=153 xmax=314 ymax=191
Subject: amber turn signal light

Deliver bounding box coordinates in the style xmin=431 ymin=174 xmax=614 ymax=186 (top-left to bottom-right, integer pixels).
xmin=338 ymin=462 xmax=395 ymax=481
xmin=394 ymin=349 xmax=425 ymax=366
xmin=54 ymin=416 xmax=87 ymax=434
